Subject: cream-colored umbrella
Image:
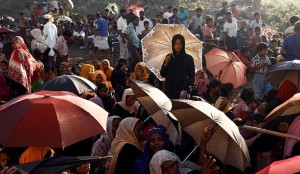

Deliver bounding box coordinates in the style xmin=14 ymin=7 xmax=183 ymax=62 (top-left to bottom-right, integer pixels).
xmin=170 ymin=99 xmax=250 ymax=172
xmin=142 ymin=24 xmax=202 ymax=81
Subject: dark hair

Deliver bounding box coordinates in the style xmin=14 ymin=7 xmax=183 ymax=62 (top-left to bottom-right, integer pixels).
xmin=96 ymin=12 xmax=101 ymax=18
xmin=240 ymin=88 xmax=254 ymax=102
xmin=0 ymin=61 xmax=8 ymax=66
xmin=206 ymin=16 xmax=213 ymax=23
xmin=120 ymin=9 xmax=126 ymax=14
xmin=268 ymin=49 xmax=274 ymax=55
xmin=271 ymin=39 xmax=278 ymax=44
xmin=105 ymin=8 xmax=109 ymax=12
xmin=144 ymin=21 xmax=149 ymax=26
xmin=96 ymin=82 xmax=109 ymax=97
xmin=255 ymin=26 xmax=261 ymax=31
xmin=231 ymin=3 xmax=236 ymax=7
xmin=207 ymin=79 xmax=221 ymax=92
xmin=63 ymin=30 xmax=73 ymax=37
xmin=162 ymin=18 xmax=169 ymax=24
xmin=32 ymin=49 xmax=42 ymax=61
xmin=290 ymin=15 xmax=299 ymax=25
xmin=167 ymin=6 xmax=172 ymax=10
xmin=116 ymin=58 xmax=127 ymax=69
xmin=254 ymin=12 xmax=260 ymax=17
xmin=173 ymin=8 xmax=178 ymax=12
xmin=139 ymin=11 xmax=144 ymax=14
xmin=241 ymin=47 xmax=249 ymax=54
xmin=266 ymin=89 xmax=278 ymax=103
xmin=171 ymin=34 xmax=185 ymax=54
xmin=220 ymin=83 xmax=233 ymax=97
xmin=256 ymin=42 xmax=268 ymax=51
xmin=226 ymin=11 xmax=232 ymax=17
xmin=132 ymin=16 xmax=139 ymax=21
xmin=196 ymin=8 xmax=203 ymax=12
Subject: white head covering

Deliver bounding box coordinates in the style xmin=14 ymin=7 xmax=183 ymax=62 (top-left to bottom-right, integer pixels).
xmin=106 ymin=117 xmax=144 ymax=174
xmin=117 ymin=88 xmax=140 ymax=113
xmin=44 ymin=14 xmax=52 ymax=20
xmin=150 ymin=150 xmax=183 ymax=174
xmin=30 ymin=29 xmax=49 ymax=47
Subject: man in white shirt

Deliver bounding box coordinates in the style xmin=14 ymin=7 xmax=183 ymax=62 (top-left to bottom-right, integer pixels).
xmin=249 ymin=12 xmax=262 ymax=37
xmin=136 ymin=11 xmax=153 ymax=36
xmin=284 ymin=15 xmax=299 ymax=36
xmin=223 ymin=11 xmax=238 ymax=51
xmin=163 ymin=6 xmax=173 ymax=20
xmin=43 ymin=14 xmax=58 ymax=69
xmin=117 ymin=9 xmax=129 ymax=59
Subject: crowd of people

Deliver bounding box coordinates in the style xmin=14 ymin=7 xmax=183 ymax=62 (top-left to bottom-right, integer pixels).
xmin=1 ymin=0 xmax=300 ymax=174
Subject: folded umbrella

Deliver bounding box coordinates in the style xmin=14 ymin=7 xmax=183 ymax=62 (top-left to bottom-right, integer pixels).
xmin=170 ymin=99 xmax=250 ymax=172
xmin=0 ymin=90 xmax=108 ymax=148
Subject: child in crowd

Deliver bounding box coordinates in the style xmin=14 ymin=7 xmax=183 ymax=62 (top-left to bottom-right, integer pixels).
xmin=235 ymin=47 xmax=250 ymax=69
xmin=270 ymin=39 xmax=280 ymax=57
xmin=237 ymin=20 xmax=249 ymax=49
xmin=193 ymin=69 xmax=210 ymax=96
xmin=233 ymin=88 xmax=257 ymax=122
xmin=250 ymin=42 xmax=272 ymax=100
xmin=141 ymin=21 xmax=151 ymax=38
xmin=267 ymin=49 xmax=276 ymax=65
xmin=250 ymin=27 xmax=262 ymax=53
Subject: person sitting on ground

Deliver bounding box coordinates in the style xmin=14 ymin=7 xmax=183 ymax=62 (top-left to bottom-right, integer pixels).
xmin=193 ymin=68 xmax=210 ymax=97
xmin=111 ymin=58 xmax=128 ymax=100
xmin=235 ymin=47 xmax=250 ymax=69
xmin=201 ymin=79 xmax=221 ymax=105
xmin=128 ymin=62 xmax=149 ymax=83
xmin=0 ymin=149 xmax=11 ymax=170
xmin=112 ymin=88 xmax=140 ymax=119
xmin=215 ymin=83 xmax=234 ymax=119
xmin=19 ymin=147 xmax=55 ymax=164
xmin=233 ymin=88 xmax=257 ymax=121
xmin=101 ymin=59 xmax=114 ymax=81
xmin=80 ymin=61 xmax=95 ymax=80
xmin=93 ymin=83 xmax=115 ymax=114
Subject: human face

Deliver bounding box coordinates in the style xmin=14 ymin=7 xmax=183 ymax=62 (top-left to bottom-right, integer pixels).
xmin=179 ymin=7 xmax=184 ymax=12
xmin=255 ymin=14 xmax=261 ymax=21
xmin=126 ymin=95 xmax=136 ymax=106
xmin=196 ymin=10 xmax=202 ymax=16
xmin=60 ymin=67 xmax=68 ymax=75
xmin=207 ymin=20 xmax=214 ymax=27
xmin=133 ymin=121 xmax=144 ymax=142
xmin=98 ymin=87 xmax=108 ymax=98
xmin=258 ymin=48 xmax=268 ymax=57
xmin=213 ymin=85 xmax=221 ymax=95
xmin=112 ymin=118 xmax=122 ymax=138
xmin=0 ymin=153 xmax=10 ymax=168
xmin=196 ymin=72 xmax=204 ymax=79
xmin=173 ymin=10 xmax=178 ymax=16
xmin=122 ymin=11 xmax=127 ymax=18
xmin=226 ymin=14 xmax=232 ymax=22
xmin=161 ymin=161 xmax=180 ymax=174
xmin=133 ymin=18 xmax=139 ymax=26
xmin=96 ymin=74 xmax=103 ymax=83
xmin=102 ymin=61 xmax=108 ymax=70
xmin=137 ymin=65 xmax=144 ymax=75
xmin=149 ymin=133 xmax=164 ymax=153
xmin=173 ymin=39 xmax=183 ymax=53
xmin=255 ymin=29 xmax=261 ymax=35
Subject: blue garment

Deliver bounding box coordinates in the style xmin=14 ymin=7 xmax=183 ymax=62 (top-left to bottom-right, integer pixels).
xmin=133 ymin=125 xmax=173 ymax=174
xmin=282 ymin=33 xmax=300 ymax=61
xmin=178 ymin=11 xmax=188 ymax=26
xmin=96 ymin=18 xmax=108 ymax=37
xmin=254 ymin=73 xmax=272 ymax=99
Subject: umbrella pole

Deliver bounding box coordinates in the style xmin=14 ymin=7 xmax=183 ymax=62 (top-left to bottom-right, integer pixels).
xmin=243 ymin=125 xmax=300 ymax=141
xmin=182 ymin=144 xmax=199 ymax=163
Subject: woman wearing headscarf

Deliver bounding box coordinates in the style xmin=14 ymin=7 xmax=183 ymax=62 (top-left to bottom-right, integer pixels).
xmin=8 ymin=36 xmax=40 ymax=94
xmin=30 ymin=28 xmax=50 ymax=68
xmin=267 ymin=80 xmax=297 ymax=114
xmin=91 ymin=116 xmax=122 ymax=157
xmin=194 ymin=68 xmax=210 ymax=96
xmin=80 ymin=62 xmax=95 ymax=80
xmin=106 ymin=117 xmax=144 ymax=174
xmin=89 ymin=70 xmax=113 ymax=92
xmin=160 ymin=34 xmax=195 ymax=99
xmin=19 ymin=147 xmax=55 ymax=164
xmin=134 ymin=125 xmax=173 ymax=174
xmin=112 ymin=88 xmax=140 ymax=119
xmin=101 ymin=59 xmax=114 ymax=81
xmin=90 ymin=82 xmax=115 ymax=114
xmin=128 ymin=62 xmax=149 ymax=83
xmin=111 ymin=58 xmax=128 ymax=99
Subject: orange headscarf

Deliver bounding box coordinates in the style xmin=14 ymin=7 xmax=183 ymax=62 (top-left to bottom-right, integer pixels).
xmin=276 ymin=80 xmax=297 ymax=102
xmin=129 ymin=62 xmax=149 ymax=82
xmin=90 ymin=70 xmax=113 ymax=92
xmin=80 ymin=64 xmax=95 ymax=80
xmin=19 ymin=147 xmax=55 ymax=164
xmin=101 ymin=59 xmax=114 ymax=80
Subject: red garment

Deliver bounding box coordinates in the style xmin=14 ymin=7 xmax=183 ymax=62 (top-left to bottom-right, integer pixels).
xmin=276 ymin=80 xmax=297 ymax=102
xmin=250 ymin=34 xmax=262 ymax=50
xmin=235 ymin=50 xmax=250 ymax=68
xmin=36 ymin=8 xmax=43 ymax=17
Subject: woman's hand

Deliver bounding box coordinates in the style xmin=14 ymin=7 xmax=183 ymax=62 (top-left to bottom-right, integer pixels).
xmin=76 ymin=163 xmax=91 ymax=174
xmin=201 ymin=155 xmax=219 ymax=174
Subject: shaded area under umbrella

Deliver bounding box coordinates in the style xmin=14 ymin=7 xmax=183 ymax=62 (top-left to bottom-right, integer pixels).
xmin=170 ymin=99 xmax=250 ymax=172
xmin=37 ymin=75 xmax=96 ymax=96
xmin=0 ymin=90 xmax=108 ymax=148
xmin=16 ymin=156 xmax=112 ymax=174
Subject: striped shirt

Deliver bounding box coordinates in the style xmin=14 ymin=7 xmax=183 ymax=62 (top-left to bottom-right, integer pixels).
xmin=250 ymin=55 xmax=271 ymax=74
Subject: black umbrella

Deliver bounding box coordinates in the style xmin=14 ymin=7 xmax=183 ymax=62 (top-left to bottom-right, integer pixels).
xmin=16 ymin=156 xmax=111 ymax=174
xmin=38 ymin=75 xmax=96 ymax=96
xmin=266 ymin=60 xmax=300 ymax=88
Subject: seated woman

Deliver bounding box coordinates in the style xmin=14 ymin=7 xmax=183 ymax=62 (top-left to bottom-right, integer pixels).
xmin=19 ymin=147 xmax=55 ymax=164
xmin=101 ymin=59 xmax=114 ymax=81
xmin=80 ymin=62 xmax=95 ymax=80
xmin=201 ymin=79 xmax=221 ymax=105
xmin=91 ymin=116 xmax=122 ymax=157
xmin=111 ymin=58 xmax=128 ymax=100
xmin=91 ymin=82 xmax=115 ymax=114
xmin=90 ymin=70 xmax=113 ymax=93
xmin=106 ymin=117 xmax=144 ymax=174
xmin=215 ymin=83 xmax=234 ymax=119
xmin=134 ymin=125 xmax=173 ymax=174
xmin=112 ymin=88 xmax=140 ymax=119
xmin=193 ymin=68 xmax=210 ymax=97
xmin=233 ymin=88 xmax=257 ymax=121
xmin=128 ymin=62 xmax=149 ymax=83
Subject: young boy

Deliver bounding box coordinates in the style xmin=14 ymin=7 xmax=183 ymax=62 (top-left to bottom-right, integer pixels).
xmin=250 ymin=27 xmax=262 ymax=53
xmin=250 ymin=42 xmax=272 ymax=100
xmin=249 ymin=12 xmax=262 ymax=37
xmin=141 ymin=21 xmax=150 ymax=38
xmin=237 ymin=20 xmax=249 ymax=49
xmin=223 ymin=11 xmax=238 ymax=51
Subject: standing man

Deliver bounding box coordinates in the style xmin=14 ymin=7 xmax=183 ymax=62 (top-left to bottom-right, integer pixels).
xmin=94 ymin=12 xmax=109 ymax=52
xmin=284 ymin=16 xmax=299 ymax=36
xmin=53 ymin=30 xmax=73 ymax=67
xmin=249 ymin=12 xmax=262 ymax=37
xmin=178 ymin=6 xmax=188 ymax=27
xmin=190 ymin=8 xmax=204 ymax=36
xmin=169 ymin=8 xmax=180 ymax=24
xmin=223 ymin=11 xmax=238 ymax=51
xmin=136 ymin=11 xmax=153 ymax=37
xmin=126 ymin=7 xmax=135 ymax=25
xmin=124 ymin=16 xmax=141 ymax=73
xmin=281 ymin=22 xmax=300 ymax=61
xmin=117 ymin=9 xmax=129 ymax=59
xmin=43 ymin=14 xmax=58 ymax=69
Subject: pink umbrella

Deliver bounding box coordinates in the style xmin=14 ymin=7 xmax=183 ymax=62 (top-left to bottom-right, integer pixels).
xmin=257 ymin=155 xmax=300 ymax=174
xmin=125 ymin=4 xmax=144 ymax=17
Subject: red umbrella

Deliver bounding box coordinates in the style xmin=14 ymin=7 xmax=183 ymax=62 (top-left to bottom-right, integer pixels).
xmin=256 ymin=155 xmax=300 ymax=174
xmin=205 ymin=48 xmax=247 ymax=88
xmin=125 ymin=4 xmax=144 ymax=17
xmin=0 ymin=91 xmax=108 ymax=148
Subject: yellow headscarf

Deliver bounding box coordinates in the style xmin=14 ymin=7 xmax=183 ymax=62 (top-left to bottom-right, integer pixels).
xmin=19 ymin=147 xmax=55 ymax=164
xmin=106 ymin=117 xmax=143 ymax=174
xmin=80 ymin=64 xmax=95 ymax=80
xmin=129 ymin=62 xmax=149 ymax=82
xmin=101 ymin=59 xmax=114 ymax=80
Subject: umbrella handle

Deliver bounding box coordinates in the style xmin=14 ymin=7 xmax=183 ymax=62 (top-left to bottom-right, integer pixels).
xmin=182 ymin=144 xmax=199 ymax=163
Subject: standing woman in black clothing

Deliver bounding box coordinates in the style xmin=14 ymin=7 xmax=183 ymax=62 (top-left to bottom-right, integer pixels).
xmin=160 ymin=34 xmax=195 ymax=99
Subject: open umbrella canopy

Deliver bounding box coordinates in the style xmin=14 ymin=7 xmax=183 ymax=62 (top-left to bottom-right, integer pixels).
xmin=16 ymin=156 xmax=111 ymax=174
xmin=127 ymin=79 xmax=180 ymax=144
xmin=106 ymin=3 xmax=119 ymax=14
xmin=256 ymin=155 xmax=300 ymax=174
xmin=142 ymin=24 xmax=202 ymax=81
xmin=265 ymin=93 xmax=300 ymax=122
xmin=0 ymin=90 xmax=108 ymax=148
xmin=125 ymin=4 xmax=144 ymax=17
xmin=38 ymin=75 xmax=96 ymax=96
xmin=265 ymin=60 xmax=300 ymax=88
xmin=205 ymin=48 xmax=247 ymax=88
xmin=56 ymin=15 xmax=72 ymax=22
xmin=170 ymin=100 xmax=250 ymax=172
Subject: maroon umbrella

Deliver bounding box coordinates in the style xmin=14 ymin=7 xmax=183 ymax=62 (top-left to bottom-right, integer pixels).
xmin=0 ymin=90 xmax=108 ymax=148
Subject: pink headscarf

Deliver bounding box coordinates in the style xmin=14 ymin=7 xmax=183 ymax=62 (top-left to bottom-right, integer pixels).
xmin=194 ymin=68 xmax=210 ymax=96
